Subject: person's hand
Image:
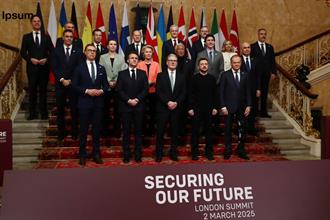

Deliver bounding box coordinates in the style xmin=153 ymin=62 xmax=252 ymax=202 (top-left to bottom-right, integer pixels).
xmin=244 ymin=106 xmax=251 ymax=117
xmin=39 ymin=58 xmax=47 ymax=65
xmin=188 ymin=109 xmax=194 ymax=116
xmin=62 ymin=79 xmax=71 ymax=87
xmin=212 ymin=109 xmax=218 ymax=116
xmin=270 ymin=73 xmax=276 ymax=81
xmin=256 ymin=90 xmax=261 ymax=97
xmin=221 ymin=107 xmax=228 ymax=115
xmin=109 ymin=80 xmax=116 ymax=88
xmin=30 ymin=58 xmax=39 ymax=65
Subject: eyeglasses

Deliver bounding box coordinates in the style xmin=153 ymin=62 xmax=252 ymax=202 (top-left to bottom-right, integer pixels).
xmin=87 ymin=49 xmax=96 ymax=52
xmin=168 ymin=60 xmax=177 ymax=62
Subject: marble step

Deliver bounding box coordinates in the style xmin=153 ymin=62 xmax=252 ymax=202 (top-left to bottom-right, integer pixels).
xmin=13 ymin=148 xmax=40 ymax=157
xmin=278 ymin=143 xmax=310 ymax=155
xmin=13 ymin=143 xmax=42 ymax=150
xmin=13 ymin=162 xmax=37 ymax=170
xmin=13 ymin=138 xmax=44 ymax=145
xmin=13 ymin=133 xmax=46 ymax=139
xmin=13 ymin=156 xmax=38 ymax=163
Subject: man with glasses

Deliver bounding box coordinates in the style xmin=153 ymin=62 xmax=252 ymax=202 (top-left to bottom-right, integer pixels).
xmin=51 ymin=29 xmax=84 ymax=142
xmin=155 ymin=54 xmax=186 ymax=162
xmin=72 ymin=44 xmax=109 ymax=166
xmin=116 ymin=51 xmax=148 ymax=163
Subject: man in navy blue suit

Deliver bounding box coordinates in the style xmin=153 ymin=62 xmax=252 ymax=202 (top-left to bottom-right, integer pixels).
xmin=72 ymin=44 xmax=109 ymax=166
xmin=51 ymin=29 xmax=84 ymax=141
xmin=219 ymin=55 xmax=252 ymax=160
xmin=116 ymin=51 xmax=148 ymax=163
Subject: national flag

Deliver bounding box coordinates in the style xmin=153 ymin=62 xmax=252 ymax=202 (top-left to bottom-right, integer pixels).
xmin=95 ymin=2 xmax=107 ymax=47
xmin=119 ymin=1 xmax=130 ymax=56
xmin=166 ymin=5 xmax=173 ymax=40
xmin=188 ymin=7 xmax=198 ymax=48
xmin=229 ymin=9 xmax=240 ymax=54
xmin=47 ymin=0 xmax=57 ymax=84
xmin=36 ymin=1 xmax=45 ymax=34
xmin=200 ymin=7 xmax=206 ymax=29
xmin=108 ymin=2 xmax=119 ymax=52
xmin=135 ymin=3 xmax=143 ymax=43
xmin=71 ymin=1 xmax=79 ymax=39
xmin=57 ymin=0 xmax=67 ymax=38
xmin=81 ymin=0 xmax=93 ymax=49
xmin=219 ymin=9 xmax=229 ymax=49
xmin=145 ymin=4 xmax=158 ymax=62
xmin=211 ymin=9 xmax=220 ymax=51
xmin=187 ymin=7 xmax=198 ymax=59
xmin=177 ymin=5 xmax=187 ymax=43
xmin=156 ymin=4 xmax=166 ymax=66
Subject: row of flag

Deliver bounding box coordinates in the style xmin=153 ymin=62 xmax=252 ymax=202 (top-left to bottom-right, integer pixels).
xmin=36 ymin=0 xmax=240 ymax=65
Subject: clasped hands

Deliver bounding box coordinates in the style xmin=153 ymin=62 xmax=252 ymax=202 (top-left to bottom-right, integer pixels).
xmin=30 ymin=58 xmax=47 ymax=65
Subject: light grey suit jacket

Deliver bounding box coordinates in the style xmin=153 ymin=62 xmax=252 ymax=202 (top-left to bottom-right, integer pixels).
xmin=195 ymin=49 xmax=224 ymax=84
xmin=99 ymin=53 xmax=127 ymax=83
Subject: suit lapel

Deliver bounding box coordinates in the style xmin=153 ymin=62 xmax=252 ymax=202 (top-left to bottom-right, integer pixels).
xmin=165 ymin=71 xmax=173 ymax=93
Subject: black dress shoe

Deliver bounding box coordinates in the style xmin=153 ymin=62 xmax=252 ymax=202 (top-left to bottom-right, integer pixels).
xmin=238 ymin=152 xmax=250 ymax=160
xmin=192 ymin=154 xmax=199 ymax=161
xmin=93 ymin=155 xmax=104 ymax=164
xmin=79 ymin=157 xmax=86 ymax=166
xmin=224 ymin=154 xmax=231 ymax=160
xmin=170 ymin=154 xmax=178 ymax=161
xmin=27 ymin=114 xmax=36 ymax=120
xmin=135 ymin=156 xmax=142 ymax=163
xmin=123 ymin=157 xmax=130 ymax=164
xmin=205 ymin=153 xmax=214 ymax=161
xmin=41 ymin=114 xmax=48 ymax=120
xmin=155 ymin=156 xmax=162 ymax=162
xmin=260 ymin=113 xmax=272 ymax=118
xmin=248 ymin=129 xmax=258 ymax=136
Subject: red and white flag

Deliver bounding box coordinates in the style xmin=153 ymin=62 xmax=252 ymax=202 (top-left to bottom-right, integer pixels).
xmin=47 ymin=0 xmax=57 ymax=84
xmin=229 ymin=9 xmax=240 ymax=54
xmin=177 ymin=5 xmax=187 ymax=43
xmin=95 ymin=2 xmax=107 ymax=47
xmin=145 ymin=4 xmax=158 ymax=62
xmin=188 ymin=7 xmax=198 ymax=48
xmin=219 ymin=8 xmax=229 ymax=50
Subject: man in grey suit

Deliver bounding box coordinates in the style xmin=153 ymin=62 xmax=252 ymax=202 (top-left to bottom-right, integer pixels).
xmin=195 ymin=34 xmax=224 ymax=84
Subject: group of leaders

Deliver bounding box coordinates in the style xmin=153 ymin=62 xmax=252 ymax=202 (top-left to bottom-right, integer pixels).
xmin=20 ymin=15 xmax=276 ymax=166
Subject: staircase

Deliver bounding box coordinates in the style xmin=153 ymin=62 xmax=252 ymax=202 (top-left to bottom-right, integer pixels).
xmin=12 ymin=88 xmax=55 ymax=170
xmin=259 ymin=104 xmax=319 ymax=160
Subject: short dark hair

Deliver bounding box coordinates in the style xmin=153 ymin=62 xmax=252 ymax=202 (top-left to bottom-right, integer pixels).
xmin=128 ymin=51 xmax=139 ymax=58
xmin=205 ymin=34 xmax=215 ymax=41
xmin=198 ymin=57 xmax=208 ymax=65
xmin=63 ymin=29 xmax=73 ymax=36
xmin=84 ymin=43 xmax=96 ymax=51
xmin=230 ymin=55 xmax=241 ymax=63
xmin=30 ymin=15 xmax=40 ymax=22
xmin=258 ymin=28 xmax=267 ymax=33
xmin=93 ymin=28 xmax=102 ymax=35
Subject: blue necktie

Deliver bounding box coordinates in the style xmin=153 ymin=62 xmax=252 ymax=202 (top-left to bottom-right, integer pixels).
xmin=246 ymin=57 xmax=251 ymax=72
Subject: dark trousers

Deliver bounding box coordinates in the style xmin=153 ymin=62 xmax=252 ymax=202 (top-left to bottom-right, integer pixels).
xmin=79 ymin=107 xmax=103 ymax=158
xmin=121 ymin=111 xmax=144 ymax=158
xmin=156 ymin=110 xmax=180 ymax=157
xmin=248 ymin=90 xmax=258 ymax=131
xmin=27 ymin=65 xmax=49 ymax=116
xmin=103 ymin=90 xmax=120 ymax=135
xmin=224 ymin=110 xmax=247 ymax=153
xmin=144 ymin=93 xmax=157 ymax=135
xmin=260 ymin=73 xmax=271 ymax=115
xmin=55 ymin=85 xmax=78 ymax=138
xmin=191 ymin=110 xmax=214 ymax=155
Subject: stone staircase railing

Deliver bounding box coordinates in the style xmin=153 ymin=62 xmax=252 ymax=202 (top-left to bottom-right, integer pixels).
xmin=0 ymin=42 xmax=24 ymax=119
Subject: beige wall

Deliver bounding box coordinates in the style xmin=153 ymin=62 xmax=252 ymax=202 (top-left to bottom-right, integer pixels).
xmin=311 ymin=77 xmax=330 ymax=116
xmin=0 ymin=0 xmax=330 ymax=51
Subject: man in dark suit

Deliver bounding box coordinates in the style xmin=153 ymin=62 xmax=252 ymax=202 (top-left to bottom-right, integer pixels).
xmin=250 ymin=28 xmax=276 ymax=118
xmin=155 ymin=54 xmax=186 ymax=162
xmin=72 ymin=44 xmax=109 ymax=166
xmin=51 ymin=29 xmax=84 ymax=141
xmin=219 ymin=55 xmax=252 ymax=160
xmin=92 ymin=29 xmax=108 ymax=63
xmin=190 ymin=26 xmax=209 ymax=63
xmin=188 ymin=58 xmax=218 ymax=161
xmin=161 ymin=25 xmax=183 ymax=71
xmin=20 ymin=15 xmax=53 ymax=120
xmin=116 ymin=51 xmax=148 ymax=163
xmin=241 ymin=42 xmax=261 ymax=135
xmin=55 ymin=21 xmax=83 ymax=50
xmin=124 ymin=30 xmax=145 ymax=61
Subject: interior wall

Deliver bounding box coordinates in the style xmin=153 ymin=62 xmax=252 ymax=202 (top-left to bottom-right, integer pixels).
xmin=0 ymin=0 xmax=329 ymax=51
xmin=311 ymin=77 xmax=330 ymax=116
